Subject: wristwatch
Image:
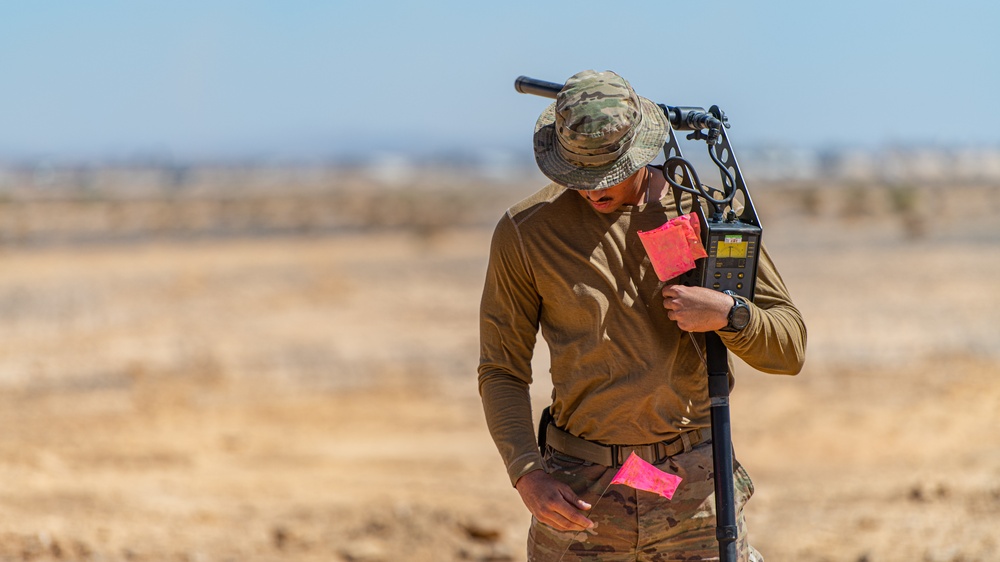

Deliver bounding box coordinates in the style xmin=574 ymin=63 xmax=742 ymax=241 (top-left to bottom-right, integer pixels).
xmin=721 ymin=290 xmax=751 ymax=332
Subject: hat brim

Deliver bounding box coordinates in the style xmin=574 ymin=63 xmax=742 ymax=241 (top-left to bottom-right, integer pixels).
xmin=532 ymin=96 xmax=668 ymax=191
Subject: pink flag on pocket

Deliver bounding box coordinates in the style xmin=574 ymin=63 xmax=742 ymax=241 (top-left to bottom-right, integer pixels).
xmin=637 ymin=212 xmax=708 ymax=282
xmin=610 ymin=452 xmax=683 ymax=500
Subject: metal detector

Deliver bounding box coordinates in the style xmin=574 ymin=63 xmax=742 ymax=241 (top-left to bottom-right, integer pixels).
xmin=515 ymin=75 xmax=762 ymax=562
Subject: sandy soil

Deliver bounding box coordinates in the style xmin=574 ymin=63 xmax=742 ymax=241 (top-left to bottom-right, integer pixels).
xmin=0 ymin=185 xmax=999 ymax=561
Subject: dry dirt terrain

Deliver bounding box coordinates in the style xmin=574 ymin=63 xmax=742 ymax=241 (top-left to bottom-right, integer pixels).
xmin=0 ymin=184 xmax=998 ymax=561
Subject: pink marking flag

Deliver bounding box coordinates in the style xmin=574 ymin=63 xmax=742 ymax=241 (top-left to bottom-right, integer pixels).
xmin=637 ymin=212 xmax=708 ymax=282
xmin=609 ymin=452 xmax=683 ymax=500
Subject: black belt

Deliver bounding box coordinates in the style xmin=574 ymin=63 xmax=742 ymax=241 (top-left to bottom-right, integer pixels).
xmin=545 ymin=424 xmax=712 ymax=468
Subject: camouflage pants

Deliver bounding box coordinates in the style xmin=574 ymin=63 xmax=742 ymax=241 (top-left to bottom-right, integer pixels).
xmin=527 ymin=442 xmax=762 ymax=562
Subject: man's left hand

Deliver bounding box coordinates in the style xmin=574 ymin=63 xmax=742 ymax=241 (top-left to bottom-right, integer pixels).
xmin=661 ymin=285 xmax=732 ymax=332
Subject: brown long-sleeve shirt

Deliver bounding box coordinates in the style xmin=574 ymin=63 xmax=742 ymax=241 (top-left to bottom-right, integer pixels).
xmin=478 ymin=181 xmax=806 ymax=486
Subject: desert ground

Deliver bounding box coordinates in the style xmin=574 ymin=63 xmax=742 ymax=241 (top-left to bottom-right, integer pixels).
xmin=0 ymin=181 xmax=998 ymax=561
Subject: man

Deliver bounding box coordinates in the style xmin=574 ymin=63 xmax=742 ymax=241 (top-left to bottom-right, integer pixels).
xmin=478 ymin=70 xmax=806 ymax=561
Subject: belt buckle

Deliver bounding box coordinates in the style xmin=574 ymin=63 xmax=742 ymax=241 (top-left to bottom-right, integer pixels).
xmin=615 ymin=444 xmax=654 ymax=466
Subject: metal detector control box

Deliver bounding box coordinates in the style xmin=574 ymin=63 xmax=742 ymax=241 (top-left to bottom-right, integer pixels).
xmin=656 ymin=102 xmax=763 ymax=304
xmin=702 ymin=222 xmax=760 ymax=299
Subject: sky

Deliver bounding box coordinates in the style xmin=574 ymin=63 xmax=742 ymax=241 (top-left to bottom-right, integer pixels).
xmin=1 ymin=0 xmax=998 ymax=163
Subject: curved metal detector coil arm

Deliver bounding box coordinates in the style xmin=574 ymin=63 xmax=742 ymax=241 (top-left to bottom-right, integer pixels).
xmin=709 ymin=106 xmax=762 ymax=229
xmin=661 ymin=124 xmax=706 ymax=224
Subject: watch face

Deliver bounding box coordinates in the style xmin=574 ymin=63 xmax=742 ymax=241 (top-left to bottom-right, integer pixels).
xmin=731 ymin=305 xmax=751 ymax=330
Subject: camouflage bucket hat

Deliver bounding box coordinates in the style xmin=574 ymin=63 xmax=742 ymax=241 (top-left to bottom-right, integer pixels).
xmin=533 ymin=70 xmax=668 ymax=191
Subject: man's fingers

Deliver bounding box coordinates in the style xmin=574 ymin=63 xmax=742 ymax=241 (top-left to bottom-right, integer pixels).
xmin=662 ymin=285 xmax=685 ymax=312
xmin=662 ymin=284 xmax=688 ymax=297
xmin=518 ymin=472 xmax=594 ymax=532
xmin=535 ymin=489 xmax=594 ymax=531
xmin=551 ymin=488 xmax=594 ymax=529
xmin=558 ymin=486 xmax=587 ymax=508
xmin=544 ymin=508 xmax=593 ymax=532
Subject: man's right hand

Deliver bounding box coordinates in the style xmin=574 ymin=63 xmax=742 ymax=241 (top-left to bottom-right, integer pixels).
xmin=514 ymin=470 xmax=594 ymax=532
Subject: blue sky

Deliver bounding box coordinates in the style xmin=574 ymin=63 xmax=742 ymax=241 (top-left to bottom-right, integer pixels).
xmin=1 ymin=0 xmax=998 ymax=161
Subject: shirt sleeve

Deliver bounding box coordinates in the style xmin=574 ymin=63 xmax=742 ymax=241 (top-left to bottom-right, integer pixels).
xmin=477 ymin=214 xmax=546 ymax=486
xmin=716 ymin=244 xmax=807 ymax=374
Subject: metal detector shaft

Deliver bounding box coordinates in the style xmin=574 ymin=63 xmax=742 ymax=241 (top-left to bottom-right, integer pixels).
xmin=514 ymin=76 xmax=725 ymax=133
xmin=706 ymin=333 xmax=738 ymax=561
xmin=514 ymin=76 xmax=563 ymax=98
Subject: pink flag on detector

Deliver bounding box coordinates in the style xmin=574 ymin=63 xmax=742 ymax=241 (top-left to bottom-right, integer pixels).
xmin=637 ymin=212 xmax=708 ymax=282
xmin=609 ymin=452 xmax=683 ymax=500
